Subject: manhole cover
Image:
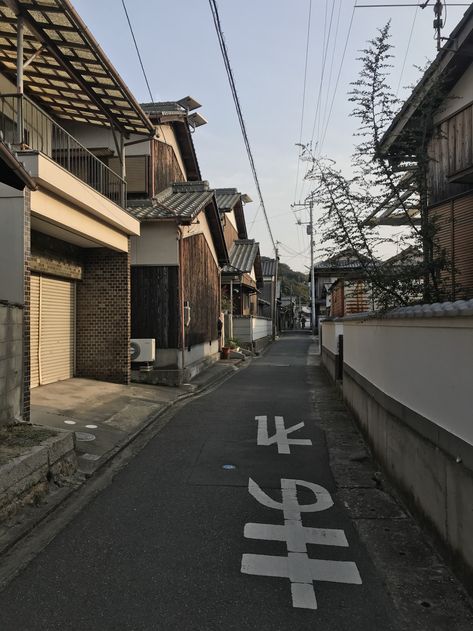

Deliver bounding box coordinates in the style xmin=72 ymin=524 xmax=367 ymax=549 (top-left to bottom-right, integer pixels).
xmin=75 ymin=432 xmax=96 ymax=442
xmin=221 ymin=464 xmax=237 ymax=470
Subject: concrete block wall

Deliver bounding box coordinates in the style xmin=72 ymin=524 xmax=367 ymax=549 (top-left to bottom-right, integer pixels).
xmin=76 ymin=246 xmax=130 ymax=383
xmin=0 ymin=303 xmax=23 ymax=427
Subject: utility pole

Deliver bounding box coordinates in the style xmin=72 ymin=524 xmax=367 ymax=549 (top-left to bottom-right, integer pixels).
xmin=291 ymin=196 xmax=316 ymax=336
xmin=272 ymin=246 xmax=279 ymax=340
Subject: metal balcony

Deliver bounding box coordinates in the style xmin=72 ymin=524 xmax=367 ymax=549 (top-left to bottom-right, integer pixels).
xmin=0 ymin=93 xmax=125 ymax=207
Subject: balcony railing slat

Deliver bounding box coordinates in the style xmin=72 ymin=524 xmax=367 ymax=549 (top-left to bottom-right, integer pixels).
xmin=0 ymin=93 xmax=125 ymax=206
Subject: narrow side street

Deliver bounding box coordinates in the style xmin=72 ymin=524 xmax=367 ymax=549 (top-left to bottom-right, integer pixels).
xmin=0 ymin=334 xmax=471 ymax=631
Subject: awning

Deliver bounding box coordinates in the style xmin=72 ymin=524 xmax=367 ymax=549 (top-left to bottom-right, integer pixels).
xmin=0 ymin=0 xmax=154 ymax=135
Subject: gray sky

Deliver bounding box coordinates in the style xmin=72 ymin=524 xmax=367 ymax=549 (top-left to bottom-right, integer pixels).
xmin=74 ymin=0 xmax=467 ymax=271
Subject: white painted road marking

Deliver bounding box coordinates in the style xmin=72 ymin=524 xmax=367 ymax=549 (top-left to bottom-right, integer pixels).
xmin=244 ymin=522 xmax=348 ymax=552
xmin=248 ymin=478 xmax=334 ymax=517
xmin=255 ymin=415 xmax=312 ymax=454
xmin=241 ymin=478 xmax=362 ymax=610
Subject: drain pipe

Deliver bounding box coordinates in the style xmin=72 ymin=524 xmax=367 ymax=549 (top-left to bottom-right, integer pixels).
xmin=178 ymin=226 xmax=186 ymax=372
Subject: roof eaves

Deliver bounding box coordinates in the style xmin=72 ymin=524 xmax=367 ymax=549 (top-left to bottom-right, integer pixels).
xmin=381 ymin=5 xmax=473 ymax=154
xmin=4 ymin=0 xmax=154 ymax=135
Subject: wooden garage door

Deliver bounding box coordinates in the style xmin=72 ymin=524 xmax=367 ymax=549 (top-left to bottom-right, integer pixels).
xmin=30 ymin=274 xmax=75 ymax=388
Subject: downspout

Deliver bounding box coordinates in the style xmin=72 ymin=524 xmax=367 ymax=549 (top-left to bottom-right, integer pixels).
xmin=16 ymin=14 xmax=24 ymax=146
xmin=120 ymin=133 xmax=126 ymax=208
xmin=229 ymin=277 xmax=233 ymax=341
xmin=178 ymin=226 xmax=186 ymax=372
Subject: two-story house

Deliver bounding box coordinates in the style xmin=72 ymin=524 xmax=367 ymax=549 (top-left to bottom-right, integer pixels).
xmin=0 ymin=0 xmax=154 ymax=420
xmin=375 ymin=5 xmax=473 ymax=300
xmin=216 ymin=188 xmax=273 ymax=350
xmin=118 ymin=101 xmax=230 ymax=383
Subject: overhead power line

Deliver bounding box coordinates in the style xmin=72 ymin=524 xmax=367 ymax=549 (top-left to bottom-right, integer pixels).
xmin=396 ymin=5 xmax=418 ymax=96
xmin=121 ymin=0 xmax=154 ymax=103
xmin=318 ymin=2 xmax=357 ymax=154
xmin=310 ymin=0 xmax=336 ymax=146
xmin=293 ymin=0 xmax=313 ymax=203
xmin=121 ymin=0 xmax=170 ymax=147
xmin=208 ymin=0 xmax=276 ymax=254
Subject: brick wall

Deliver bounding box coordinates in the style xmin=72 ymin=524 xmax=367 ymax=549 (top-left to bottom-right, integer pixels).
xmin=30 ymin=231 xmax=83 ymax=280
xmin=75 ymin=246 xmax=130 ymax=383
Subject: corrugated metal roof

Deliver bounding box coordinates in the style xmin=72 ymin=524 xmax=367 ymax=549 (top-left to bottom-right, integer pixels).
xmin=215 ymin=188 xmax=241 ymax=212
xmin=225 ymin=239 xmax=259 ymax=273
xmin=0 ymin=0 xmax=154 ymax=135
xmin=261 ymin=256 xmax=276 ymax=277
xmin=128 ymin=181 xmax=214 ymax=221
xmin=141 ymin=101 xmax=186 ymax=118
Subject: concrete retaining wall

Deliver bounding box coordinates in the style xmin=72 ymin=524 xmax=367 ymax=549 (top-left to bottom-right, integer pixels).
xmin=339 ymin=311 xmax=473 ymax=589
xmin=0 ymin=428 xmax=76 ymax=523
xmin=0 ymin=303 xmax=23 ymax=427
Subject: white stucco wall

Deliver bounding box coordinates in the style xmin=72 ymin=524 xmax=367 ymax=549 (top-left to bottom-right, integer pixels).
xmin=131 ymin=222 xmax=179 ymax=266
xmin=225 ymin=209 xmax=238 ymax=231
xmin=343 ymin=317 xmax=473 ymax=446
xmin=321 ymin=320 xmax=344 ymax=355
xmin=0 ymin=185 xmax=25 ymax=305
xmin=233 ymin=316 xmax=271 ymax=342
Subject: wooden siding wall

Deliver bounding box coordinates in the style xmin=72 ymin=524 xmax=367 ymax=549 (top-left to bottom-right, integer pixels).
xmin=131 ymin=266 xmax=180 ymax=349
xmin=428 ymin=105 xmax=473 ymax=204
xmin=222 ymin=215 xmax=238 ymax=252
xmin=154 ymin=140 xmax=185 ymax=194
xmin=345 ymin=280 xmax=370 ymax=314
xmin=331 ymin=285 xmax=344 ymax=317
xmin=182 ymin=233 xmax=220 ymax=347
xmin=430 ymin=195 xmax=473 ymax=299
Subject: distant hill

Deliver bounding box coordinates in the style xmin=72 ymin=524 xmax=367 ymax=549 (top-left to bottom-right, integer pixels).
xmin=278 ymin=262 xmax=309 ymax=302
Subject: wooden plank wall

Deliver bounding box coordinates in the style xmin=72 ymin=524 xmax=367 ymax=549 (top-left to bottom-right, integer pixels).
xmin=131 ymin=266 xmax=180 ymax=349
xmin=182 ymin=233 xmax=220 ymax=347
xmin=222 ymin=216 xmax=238 ymax=253
xmin=345 ymin=281 xmax=370 ymax=314
xmin=154 ymin=140 xmax=185 ymax=194
xmin=430 ymin=195 xmax=473 ymax=299
xmin=331 ymin=284 xmax=344 ymax=317
xmin=428 ymin=105 xmax=473 ymax=204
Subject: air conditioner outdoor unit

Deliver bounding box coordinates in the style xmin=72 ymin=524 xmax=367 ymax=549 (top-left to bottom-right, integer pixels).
xmin=130 ymin=338 xmax=156 ymax=362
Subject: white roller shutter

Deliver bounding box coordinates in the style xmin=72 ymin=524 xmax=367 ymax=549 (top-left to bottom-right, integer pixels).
xmin=30 ymin=274 xmax=40 ymax=389
xmin=30 ymin=275 xmax=75 ymax=387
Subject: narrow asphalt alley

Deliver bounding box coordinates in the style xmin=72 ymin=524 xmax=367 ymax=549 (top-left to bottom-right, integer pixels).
xmin=0 ymin=333 xmax=471 ymax=630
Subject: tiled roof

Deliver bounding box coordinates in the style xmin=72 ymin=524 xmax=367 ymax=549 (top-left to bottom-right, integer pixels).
xmin=215 ymin=188 xmax=241 ymax=212
xmin=225 ymin=239 xmax=259 ymax=273
xmin=389 ymin=299 xmax=473 ymax=319
xmin=128 ymin=181 xmax=214 ymax=221
xmin=261 ymin=257 xmax=276 ymax=277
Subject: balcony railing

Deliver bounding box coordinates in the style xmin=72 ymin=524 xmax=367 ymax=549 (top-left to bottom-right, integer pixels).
xmin=0 ymin=94 xmax=125 ymax=206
